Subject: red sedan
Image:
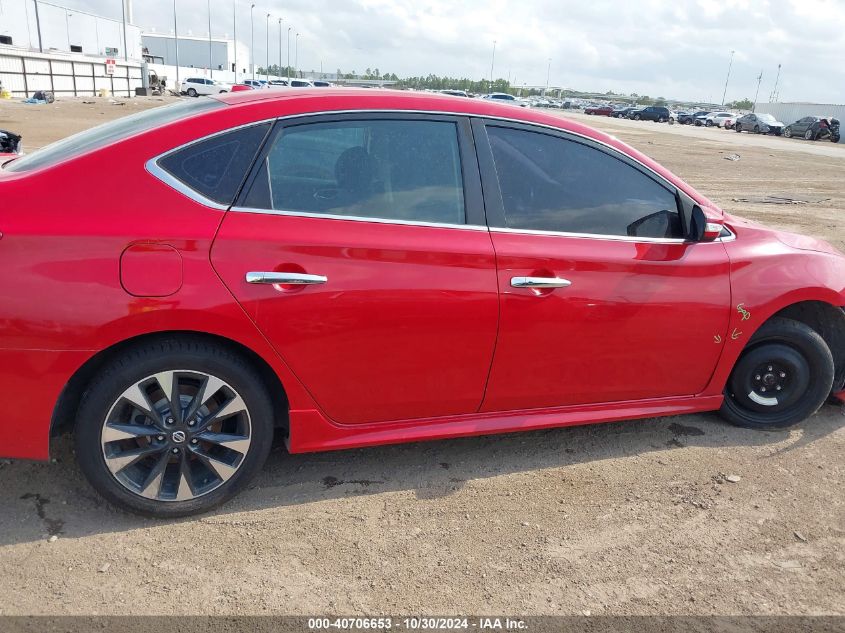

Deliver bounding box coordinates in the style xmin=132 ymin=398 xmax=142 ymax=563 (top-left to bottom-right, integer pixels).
xmin=2 ymin=89 xmax=844 ymax=516
xmin=584 ymin=104 xmax=614 ymax=116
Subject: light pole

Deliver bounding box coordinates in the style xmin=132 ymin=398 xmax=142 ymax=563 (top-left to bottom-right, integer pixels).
xmin=233 ymin=0 xmax=237 ymax=82
xmin=65 ymin=11 xmax=72 ymax=50
xmin=266 ymin=13 xmax=270 ymax=81
xmin=294 ymin=32 xmax=299 ymax=77
xmin=489 ymin=39 xmax=496 ymax=91
xmin=250 ymin=3 xmax=255 ymax=80
xmin=33 ymin=0 xmax=43 ymax=52
xmin=544 ymin=57 xmax=551 ymax=95
xmin=207 ymin=0 xmax=213 ymax=78
xmin=120 ymin=0 xmax=128 ymax=61
xmin=287 ymin=26 xmax=291 ymax=77
xmin=278 ymin=18 xmax=282 ymax=78
xmin=721 ymin=49 xmax=735 ymax=106
xmin=172 ymin=0 xmax=179 ymax=88
xmin=752 ymin=70 xmax=763 ymax=112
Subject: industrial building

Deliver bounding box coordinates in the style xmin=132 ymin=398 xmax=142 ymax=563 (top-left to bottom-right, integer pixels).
xmin=142 ymin=33 xmax=250 ymax=77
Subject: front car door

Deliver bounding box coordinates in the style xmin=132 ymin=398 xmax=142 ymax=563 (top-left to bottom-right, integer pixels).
xmin=211 ymin=113 xmax=499 ymax=424
xmin=472 ymin=120 xmax=732 ymax=411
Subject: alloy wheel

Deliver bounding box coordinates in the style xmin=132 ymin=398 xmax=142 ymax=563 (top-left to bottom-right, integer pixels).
xmin=100 ymin=370 xmax=252 ymax=502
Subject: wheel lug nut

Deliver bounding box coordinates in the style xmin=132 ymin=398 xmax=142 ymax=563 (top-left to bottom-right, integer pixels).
xmin=761 ymin=387 xmax=766 ymax=392
xmin=191 ymin=438 xmax=198 ymax=445
xmin=776 ymin=386 xmax=782 ymax=391
xmin=755 ymin=375 xmax=761 ymax=381
xmin=779 ymin=372 xmax=786 ymax=378
xmin=157 ymin=435 xmax=165 ymax=441
xmin=171 ymin=448 xmax=179 ymax=454
xmin=188 ymin=420 xmax=196 ymax=427
xmin=767 ymin=366 xmax=773 ymax=371
xmin=165 ymin=417 xmax=174 ymax=425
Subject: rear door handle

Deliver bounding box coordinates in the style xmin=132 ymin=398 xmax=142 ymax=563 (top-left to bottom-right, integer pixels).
xmin=510 ymin=276 xmax=572 ymax=289
xmin=245 ymin=272 xmax=328 ymax=285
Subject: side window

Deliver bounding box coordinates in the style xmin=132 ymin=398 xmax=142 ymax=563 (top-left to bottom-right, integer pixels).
xmin=486 ymin=126 xmax=683 ymax=239
xmin=243 ymin=119 xmax=466 ymax=224
xmin=156 ymin=123 xmax=271 ymax=206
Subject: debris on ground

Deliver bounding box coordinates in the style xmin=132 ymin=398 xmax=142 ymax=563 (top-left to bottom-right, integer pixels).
xmin=725 ymin=474 xmax=742 ymax=483
xmin=731 ymin=195 xmax=832 ymax=205
xmin=794 ymin=531 xmax=808 ymax=542
xmin=723 ymin=153 xmax=741 ymax=161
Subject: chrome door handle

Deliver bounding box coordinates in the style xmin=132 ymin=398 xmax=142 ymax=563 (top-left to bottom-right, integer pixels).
xmin=245 ymin=272 xmax=328 ymax=285
xmin=510 ymin=276 xmax=572 ymax=289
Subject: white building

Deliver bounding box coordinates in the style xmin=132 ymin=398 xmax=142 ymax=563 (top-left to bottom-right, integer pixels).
xmin=142 ymin=33 xmax=249 ymax=77
xmin=0 ymin=0 xmax=142 ymax=60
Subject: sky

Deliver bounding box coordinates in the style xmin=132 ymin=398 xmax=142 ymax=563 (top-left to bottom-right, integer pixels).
xmin=42 ymin=0 xmax=845 ymax=103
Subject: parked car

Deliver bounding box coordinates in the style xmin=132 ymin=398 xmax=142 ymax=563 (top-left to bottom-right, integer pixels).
xmin=230 ymin=84 xmax=254 ymax=92
xmin=482 ymin=92 xmax=528 ymax=107
xmin=179 ymin=77 xmax=229 ymax=97
xmin=703 ymin=112 xmax=735 ymax=128
xmin=734 ymin=113 xmax=785 ymax=135
xmin=630 ymin=106 xmax=672 ymax=122
xmin=242 ymin=79 xmax=266 ymax=89
xmin=783 ymin=116 xmax=835 ymax=141
xmin=4 ymin=90 xmax=845 ymax=517
xmin=441 ymin=89 xmax=470 ymax=98
xmin=612 ymin=107 xmax=636 ymax=118
xmin=584 ymin=104 xmax=614 ymax=116
xmin=312 ymin=80 xmax=334 ymax=88
xmin=679 ymin=110 xmax=710 ymax=125
xmin=722 ymin=115 xmax=737 ymax=130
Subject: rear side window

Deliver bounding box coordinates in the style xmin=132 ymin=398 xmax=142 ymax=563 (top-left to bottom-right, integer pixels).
xmin=4 ymin=99 xmax=222 ymax=173
xmin=486 ymin=126 xmax=682 ymax=239
xmin=156 ymin=123 xmax=271 ymax=206
xmin=242 ymin=119 xmax=466 ymax=225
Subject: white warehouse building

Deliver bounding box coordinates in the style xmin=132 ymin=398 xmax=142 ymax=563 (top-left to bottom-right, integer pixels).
xmin=142 ymin=33 xmax=249 ymax=77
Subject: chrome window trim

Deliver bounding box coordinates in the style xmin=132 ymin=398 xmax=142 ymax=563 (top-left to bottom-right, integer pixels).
xmin=228 ymin=206 xmax=489 ymax=231
xmin=490 ymin=224 xmax=736 ymax=244
xmin=146 ymin=108 xmax=721 ymax=240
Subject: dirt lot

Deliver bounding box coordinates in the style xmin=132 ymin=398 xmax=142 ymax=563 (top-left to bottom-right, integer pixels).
xmin=0 ymin=98 xmax=843 ymax=617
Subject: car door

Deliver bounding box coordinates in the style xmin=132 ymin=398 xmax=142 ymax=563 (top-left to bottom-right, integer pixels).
xmin=211 ymin=113 xmax=499 ymax=425
xmin=472 ymin=120 xmax=732 ymax=412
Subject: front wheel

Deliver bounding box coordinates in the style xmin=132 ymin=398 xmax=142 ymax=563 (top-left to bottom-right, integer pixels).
xmin=74 ymin=339 xmax=275 ymax=517
xmin=720 ymin=318 xmax=834 ymax=429
xmin=804 ymin=129 xmax=815 ymax=140
xmin=187 ymin=88 xmax=198 ymax=97
xmin=753 ymin=125 xmax=760 ymax=133
xmin=634 ymin=114 xmax=641 ymax=120
xmin=705 ymin=120 xmax=713 ymax=127
xmin=783 ymin=127 xmax=792 ymax=138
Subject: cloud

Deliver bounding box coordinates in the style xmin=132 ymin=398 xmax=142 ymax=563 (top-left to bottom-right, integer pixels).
xmin=57 ymin=0 xmax=845 ymax=102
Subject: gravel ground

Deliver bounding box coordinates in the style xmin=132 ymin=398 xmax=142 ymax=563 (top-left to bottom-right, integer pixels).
xmin=0 ymin=98 xmax=843 ymax=617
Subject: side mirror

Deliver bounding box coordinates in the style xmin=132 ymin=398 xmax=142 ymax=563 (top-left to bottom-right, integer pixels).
xmin=691 ymin=205 xmax=724 ymax=242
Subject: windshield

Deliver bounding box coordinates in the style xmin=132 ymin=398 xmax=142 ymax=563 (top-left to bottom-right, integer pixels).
xmin=758 ymin=114 xmax=776 ymax=122
xmin=4 ymin=99 xmax=222 ymax=173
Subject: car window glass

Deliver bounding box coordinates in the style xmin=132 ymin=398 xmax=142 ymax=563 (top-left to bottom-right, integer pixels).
xmin=4 ymin=99 xmax=222 ymax=173
xmin=157 ymin=123 xmax=271 ymax=206
xmin=247 ymin=119 xmax=466 ymax=225
xmin=486 ymin=126 xmax=682 ymax=239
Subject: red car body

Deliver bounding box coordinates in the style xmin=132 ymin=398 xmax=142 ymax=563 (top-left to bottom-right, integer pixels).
xmin=584 ymin=105 xmax=614 ymax=116
xmin=2 ymin=89 xmax=844 ymax=463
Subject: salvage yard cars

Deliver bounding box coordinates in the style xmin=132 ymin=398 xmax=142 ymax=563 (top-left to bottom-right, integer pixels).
xmin=2 ymin=89 xmax=845 ymax=517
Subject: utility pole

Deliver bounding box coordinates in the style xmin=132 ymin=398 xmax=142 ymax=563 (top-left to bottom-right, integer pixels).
xmin=172 ymin=0 xmax=179 ymax=87
xmin=769 ymin=63 xmax=781 ymax=102
xmin=752 ymin=70 xmax=763 ymax=112
xmin=233 ymin=0 xmax=237 ymax=83
xmin=249 ymin=4 xmax=256 ymax=80
xmin=544 ymin=57 xmax=551 ymax=95
xmin=721 ymin=49 xmax=734 ymax=106
xmin=120 ymin=0 xmax=128 ymax=61
xmin=287 ymin=26 xmax=291 ymax=77
xmin=33 ymin=0 xmax=43 ymax=52
xmin=278 ymin=18 xmax=282 ymax=79
xmin=208 ymin=0 xmax=213 ymax=77
xmin=489 ymin=40 xmax=496 ymax=91
xmin=294 ymin=32 xmax=299 ymax=77
xmin=266 ymin=13 xmax=270 ymax=81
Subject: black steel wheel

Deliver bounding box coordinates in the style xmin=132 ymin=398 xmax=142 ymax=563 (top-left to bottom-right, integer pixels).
xmin=75 ymin=338 xmax=275 ymax=517
xmin=720 ymin=318 xmax=834 ymax=429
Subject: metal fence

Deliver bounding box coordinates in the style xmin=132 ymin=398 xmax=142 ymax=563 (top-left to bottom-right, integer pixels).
xmin=0 ymin=48 xmax=143 ymax=98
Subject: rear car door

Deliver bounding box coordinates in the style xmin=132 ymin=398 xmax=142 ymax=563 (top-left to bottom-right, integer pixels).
xmin=211 ymin=113 xmax=499 ymax=424
xmin=473 ymin=120 xmax=732 ymax=411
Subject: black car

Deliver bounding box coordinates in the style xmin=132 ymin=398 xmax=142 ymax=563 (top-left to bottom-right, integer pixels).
xmin=679 ymin=110 xmax=710 ymax=125
xmin=734 ymin=113 xmax=785 ymax=135
xmin=783 ymin=116 xmax=834 ymax=140
xmin=629 ymin=106 xmax=672 ymax=122
xmin=612 ymin=107 xmax=636 ymax=118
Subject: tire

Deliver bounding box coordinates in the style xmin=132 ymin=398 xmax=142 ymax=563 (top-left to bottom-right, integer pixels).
xmin=634 ymin=114 xmax=641 ymax=120
xmin=783 ymin=127 xmax=792 ymax=138
xmin=753 ymin=125 xmax=760 ymax=133
xmin=804 ymin=129 xmax=815 ymax=140
xmin=735 ymin=124 xmax=742 ymax=132
xmin=74 ymin=338 xmax=275 ymax=517
xmin=720 ymin=318 xmax=834 ymax=430
xmin=706 ymin=120 xmax=713 ymax=127
xmin=187 ymin=88 xmax=198 ymax=97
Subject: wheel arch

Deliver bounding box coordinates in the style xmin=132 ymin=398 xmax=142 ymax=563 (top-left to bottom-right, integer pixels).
xmin=50 ymin=330 xmax=290 ymax=443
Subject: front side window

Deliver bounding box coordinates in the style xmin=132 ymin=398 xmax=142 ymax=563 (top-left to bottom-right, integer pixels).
xmin=156 ymin=123 xmax=271 ymax=206
xmin=486 ymin=126 xmax=682 ymax=239
xmin=243 ymin=119 xmax=466 ymax=225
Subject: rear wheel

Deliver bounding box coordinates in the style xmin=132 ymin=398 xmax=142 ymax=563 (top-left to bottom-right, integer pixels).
xmin=187 ymin=88 xmax=198 ymax=97
xmin=74 ymin=339 xmax=275 ymax=517
xmin=706 ymin=120 xmax=714 ymax=127
xmin=753 ymin=124 xmax=760 ymax=133
xmin=720 ymin=318 xmax=834 ymax=429
xmin=735 ymin=124 xmax=742 ymax=132
xmin=634 ymin=114 xmax=641 ymax=120
xmin=804 ymin=129 xmax=815 ymax=140
xmin=783 ymin=127 xmax=792 ymax=138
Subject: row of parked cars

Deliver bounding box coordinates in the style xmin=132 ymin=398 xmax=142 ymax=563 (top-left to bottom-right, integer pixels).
xmin=584 ymin=102 xmax=841 ymax=142
xmin=178 ymin=76 xmax=333 ymax=97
